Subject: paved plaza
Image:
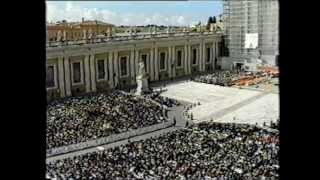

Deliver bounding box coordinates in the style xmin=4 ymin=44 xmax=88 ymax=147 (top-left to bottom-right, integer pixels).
xmin=215 ymin=93 xmax=279 ymax=125
xmin=156 ymin=81 xmax=279 ymax=125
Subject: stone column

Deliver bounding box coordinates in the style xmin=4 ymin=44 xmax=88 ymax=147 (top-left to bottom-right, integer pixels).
xmin=134 ymin=49 xmax=140 ymax=77
xmin=89 ymin=53 xmax=96 ymax=92
xmin=184 ymin=44 xmax=188 ymax=75
xmin=212 ymin=41 xmax=216 ymax=70
xmin=104 ymin=57 xmax=108 ymax=83
xmin=168 ymin=46 xmax=172 ymax=78
xmin=63 ymin=55 xmax=71 ymax=96
xmin=202 ymin=41 xmax=206 ymax=72
xmin=113 ymin=51 xmax=119 ymax=87
xmin=57 ymin=56 xmax=66 ymax=97
xmin=209 ymin=45 xmax=213 ymax=63
xmin=216 ymin=42 xmax=219 ymax=58
xmin=150 ymin=47 xmax=154 ymax=81
xmin=84 ymin=54 xmax=91 ymax=93
xmin=199 ymin=42 xmax=203 ymax=72
xmin=188 ymin=44 xmax=192 ymax=74
xmin=108 ymin=52 xmax=114 ymax=88
xmin=172 ymin=46 xmax=176 ymax=78
xmin=154 ymin=46 xmax=159 ymax=81
xmin=145 ymin=54 xmax=150 ymax=75
xmin=130 ymin=49 xmax=135 ymax=85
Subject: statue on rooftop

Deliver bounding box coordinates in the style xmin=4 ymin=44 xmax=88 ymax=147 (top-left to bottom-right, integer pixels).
xmin=153 ymin=26 xmax=157 ymax=34
xmin=166 ymin=26 xmax=170 ymax=34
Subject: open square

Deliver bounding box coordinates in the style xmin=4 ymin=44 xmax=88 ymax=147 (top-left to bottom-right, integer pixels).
xmin=157 ymin=81 xmax=279 ymax=125
xmin=45 ymin=1 xmax=280 ymax=179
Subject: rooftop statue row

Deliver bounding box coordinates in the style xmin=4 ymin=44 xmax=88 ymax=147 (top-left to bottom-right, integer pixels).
xmin=46 ymin=31 xmax=222 ymax=48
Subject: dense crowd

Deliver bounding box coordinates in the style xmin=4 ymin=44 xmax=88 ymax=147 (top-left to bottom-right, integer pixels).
xmin=269 ymin=118 xmax=280 ymax=130
xmin=192 ymin=71 xmax=273 ymax=87
xmin=183 ymin=102 xmax=201 ymax=122
xmin=46 ymin=122 xmax=279 ymax=179
xmin=47 ymin=91 xmax=169 ymax=149
xmin=144 ymin=89 xmax=180 ymax=108
xmin=193 ymin=71 xmax=241 ymax=86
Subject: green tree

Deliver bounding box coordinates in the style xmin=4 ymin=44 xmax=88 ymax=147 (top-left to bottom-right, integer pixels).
xmin=207 ymin=16 xmax=213 ymax=30
xmin=212 ymin=16 xmax=216 ymax=24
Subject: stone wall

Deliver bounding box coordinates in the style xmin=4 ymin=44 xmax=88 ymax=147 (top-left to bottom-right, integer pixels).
xmin=71 ymin=85 xmax=86 ymax=96
xmin=175 ymin=68 xmax=185 ymax=77
xmin=47 ymin=89 xmax=60 ymax=102
xmin=96 ymin=81 xmax=110 ymax=92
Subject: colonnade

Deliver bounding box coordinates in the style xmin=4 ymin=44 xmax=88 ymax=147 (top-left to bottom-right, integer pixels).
xmin=46 ymin=36 xmax=222 ymax=100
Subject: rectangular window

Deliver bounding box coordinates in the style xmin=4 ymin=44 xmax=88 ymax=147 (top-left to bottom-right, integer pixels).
xmin=206 ymin=48 xmax=210 ymax=62
xmin=120 ymin=56 xmax=127 ymax=76
xmin=46 ymin=65 xmax=55 ymax=88
xmin=192 ymin=49 xmax=197 ymax=65
xmin=72 ymin=62 xmax=81 ymax=83
xmin=97 ymin=59 xmax=105 ymax=80
xmin=160 ymin=52 xmax=166 ymax=70
xmin=177 ymin=51 xmax=182 ymax=67
xmin=141 ymin=54 xmax=147 ymax=69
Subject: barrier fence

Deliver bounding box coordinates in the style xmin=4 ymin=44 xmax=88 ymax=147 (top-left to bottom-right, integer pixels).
xmin=46 ymin=120 xmax=174 ymax=157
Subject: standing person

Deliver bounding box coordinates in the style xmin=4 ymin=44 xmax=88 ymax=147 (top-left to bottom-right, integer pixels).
xmin=173 ymin=117 xmax=176 ymax=126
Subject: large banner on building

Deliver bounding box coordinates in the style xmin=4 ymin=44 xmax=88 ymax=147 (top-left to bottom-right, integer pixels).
xmin=245 ymin=33 xmax=258 ymax=49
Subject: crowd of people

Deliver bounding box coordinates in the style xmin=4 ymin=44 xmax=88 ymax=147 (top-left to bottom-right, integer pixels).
xmin=269 ymin=118 xmax=280 ymax=131
xmin=192 ymin=71 xmax=241 ymax=86
xmin=192 ymin=70 xmax=273 ymax=87
xmin=46 ymin=122 xmax=279 ymax=179
xmin=47 ymin=91 xmax=170 ymax=150
xmin=144 ymin=89 xmax=180 ymax=108
xmin=182 ymin=102 xmax=201 ymax=122
xmin=262 ymin=118 xmax=280 ymax=131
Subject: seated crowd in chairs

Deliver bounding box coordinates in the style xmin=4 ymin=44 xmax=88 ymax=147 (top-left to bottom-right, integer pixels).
xmin=193 ymin=71 xmax=241 ymax=86
xmin=143 ymin=89 xmax=180 ymax=108
xmin=46 ymin=122 xmax=279 ymax=179
xmin=47 ymin=91 xmax=171 ymax=150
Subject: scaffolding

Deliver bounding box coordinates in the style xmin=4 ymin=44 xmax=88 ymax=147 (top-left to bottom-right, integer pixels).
xmin=223 ymin=0 xmax=279 ymax=64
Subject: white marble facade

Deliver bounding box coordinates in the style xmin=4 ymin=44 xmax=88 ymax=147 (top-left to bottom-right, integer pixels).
xmin=46 ymin=33 xmax=222 ymax=99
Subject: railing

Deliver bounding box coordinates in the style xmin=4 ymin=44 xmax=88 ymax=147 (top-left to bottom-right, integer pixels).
xmin=46 ymin=31 xmax=221 ymax=48
xmin=46 ymin=119 xmax=174 ymax=157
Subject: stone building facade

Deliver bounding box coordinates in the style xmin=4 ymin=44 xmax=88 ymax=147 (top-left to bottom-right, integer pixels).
xmin=46 ymin=32 xmax=223 ymax=101
xmin=222 ymin=0 xmax=279 ymax=69
xmin=47 ymin=19 xmax=115 ymax=42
